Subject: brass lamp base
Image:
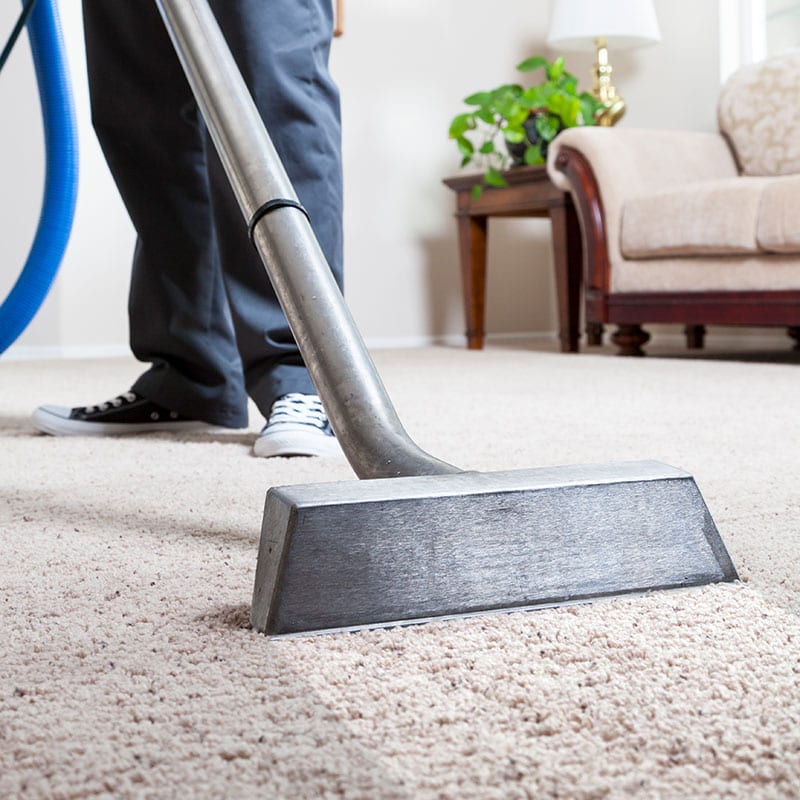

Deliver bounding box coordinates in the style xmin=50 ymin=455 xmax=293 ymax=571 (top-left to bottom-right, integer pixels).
xmin=592 ymin=36 xmax=626 ymax=126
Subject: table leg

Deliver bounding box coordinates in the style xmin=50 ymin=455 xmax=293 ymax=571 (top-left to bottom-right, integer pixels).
xmin=549 ymin=201 xmax=582 ymax=353
xmin=456 ymin=214 xmax=488 ymax=349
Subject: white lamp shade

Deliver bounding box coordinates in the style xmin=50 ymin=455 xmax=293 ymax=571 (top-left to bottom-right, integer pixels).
xmin=547 ymin=0 xmax=661 ymax=51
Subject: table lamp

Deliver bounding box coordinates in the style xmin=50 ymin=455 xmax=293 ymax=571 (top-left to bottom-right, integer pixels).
xmin=547 ymin=0 xmax=660 ymax=126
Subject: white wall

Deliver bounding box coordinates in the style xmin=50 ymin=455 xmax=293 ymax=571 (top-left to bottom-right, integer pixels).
xmin=1 ymin=0 xmax=721 ymax=358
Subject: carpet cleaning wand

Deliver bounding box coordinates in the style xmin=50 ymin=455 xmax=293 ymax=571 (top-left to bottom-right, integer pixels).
xmin=155 ymin=0 xmax=738 ymax=637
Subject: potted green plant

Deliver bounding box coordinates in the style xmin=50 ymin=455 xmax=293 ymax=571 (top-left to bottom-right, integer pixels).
xmin=449 ymin=56 xmax=600 ymax=197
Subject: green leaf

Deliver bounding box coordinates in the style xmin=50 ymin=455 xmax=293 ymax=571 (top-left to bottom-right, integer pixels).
xmin=460 ymin=155 xmax=472 ymax=168
xmin=522 ymin=86 xmax=547 ymax=109
xmin=456 ymin=135 xmax=474 ymax=158
xmin=516 ymin=55 xmax=548 ymax=73
xmin=464 ymin=91 xmax=492 ymax=107
xmin=495 ymin=83 xmax=523 ymax=95
xmin=535 ymin=114 xmax=561 ymax=141
xmin=547 ymin=93 xmax=580 ymax=127
xmin=484 ymin=167 xmax=508 ymax=188
xmin=479 ymin=141 xmax=495 ymax=154
xmin=448 ymin=113 xmax=475 ymax=139
xmin=471 ymin=184 xmax=484 ymax=200
xmin=477 ymin=109 xmax=496 ymax=125
xmin=561 ymin=75 xmax=578 ymax=95
xmin=502 ymin=127 xmax=525 ymax=144
xmin=496 ymin=96 xmax=523 ymax=119
xmin=579 ymin=93 xmax=600 ymax=126
xmin=524 ymin=144 xmax=544 ymax=165
xmin=508 ymin=107 xmax=530 ymax=128
xmin=546 ymin=56 xmax=565 ymax=81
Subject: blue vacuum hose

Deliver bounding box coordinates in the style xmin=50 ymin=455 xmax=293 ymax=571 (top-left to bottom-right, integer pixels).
xmin=0 ymin=0 xmax=78 ymax=354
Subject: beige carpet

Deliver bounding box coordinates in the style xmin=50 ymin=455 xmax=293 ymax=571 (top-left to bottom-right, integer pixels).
xmin=1 ymin=345 xmax=799 ymax=799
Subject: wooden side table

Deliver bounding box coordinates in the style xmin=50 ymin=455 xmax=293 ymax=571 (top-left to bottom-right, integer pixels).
xmin=443 ymin=165 xmax=582 ymax=352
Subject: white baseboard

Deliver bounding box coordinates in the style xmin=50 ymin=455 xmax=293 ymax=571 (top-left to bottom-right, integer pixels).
xmin=3 ymin=335 xmax=551 ymax=361
xmin=1 ymin=336 xmax=549 ymax=361
xmin=1 ymin=326 xmax=791 ymax=362
xmin=364 ymin=331 xmax=557 ymax=349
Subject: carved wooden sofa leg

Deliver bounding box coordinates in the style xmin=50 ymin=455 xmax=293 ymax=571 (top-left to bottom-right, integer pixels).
xmin=611 ymin=324 xmax=650 ymax=356
xmin=586 ymin=322 xmax=604 ymax=346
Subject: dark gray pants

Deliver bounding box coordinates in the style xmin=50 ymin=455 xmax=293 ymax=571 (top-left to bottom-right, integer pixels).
xmin=82 ymin=0 xmax=343 ymax=427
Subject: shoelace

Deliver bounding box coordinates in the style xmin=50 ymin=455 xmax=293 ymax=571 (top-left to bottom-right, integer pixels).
xmin=267 ymin=393 xmax=329 ymax=431
xmin=84 ymin=391 xmax=138 ymax=414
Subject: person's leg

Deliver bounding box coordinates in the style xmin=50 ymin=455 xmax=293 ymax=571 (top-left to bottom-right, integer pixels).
xmin=205 ymin=0 xmax=344 ymax=418
xmin=81 ymin=0 xmax=248 ymax=428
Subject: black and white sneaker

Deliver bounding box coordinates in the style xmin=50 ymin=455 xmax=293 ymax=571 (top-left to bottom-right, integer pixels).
xmin=253 ymin=393 xmax=342 ymax=458
xmin=31 ymin=391 xmax=210 ymax=436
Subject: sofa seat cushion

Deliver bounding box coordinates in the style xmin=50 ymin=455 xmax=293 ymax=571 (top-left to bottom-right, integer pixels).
xmin=757 ymin=175 xmax=800 ymax=253
xmin=621 ymin=176 xmax=800 ymax=258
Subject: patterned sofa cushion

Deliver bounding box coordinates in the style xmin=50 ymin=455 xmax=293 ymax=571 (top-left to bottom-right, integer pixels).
xmin=718 ymin=52 xmax=800 ymax=176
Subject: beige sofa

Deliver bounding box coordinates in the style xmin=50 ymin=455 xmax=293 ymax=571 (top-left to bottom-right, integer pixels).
xmin=546 ymin=52 xmax=800 ymax=355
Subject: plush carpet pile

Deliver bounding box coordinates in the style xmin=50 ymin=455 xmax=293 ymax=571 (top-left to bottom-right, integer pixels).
xmin=1 ymin=345 xmax=799 ymax=799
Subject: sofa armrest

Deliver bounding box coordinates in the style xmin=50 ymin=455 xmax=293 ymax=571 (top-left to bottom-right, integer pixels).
xmin=548 ymin=127 xmax=738 ymax=196
xmin=547 ymin=128 xmax=739 ymax=295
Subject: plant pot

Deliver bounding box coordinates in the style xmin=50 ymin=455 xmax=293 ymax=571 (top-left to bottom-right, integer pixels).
xmin=506 ymin=110 xmax=564 ymax=166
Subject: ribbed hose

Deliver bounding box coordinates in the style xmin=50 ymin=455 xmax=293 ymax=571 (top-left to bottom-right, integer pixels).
xmin=0 ymin=0 xmax=78 ymax=354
